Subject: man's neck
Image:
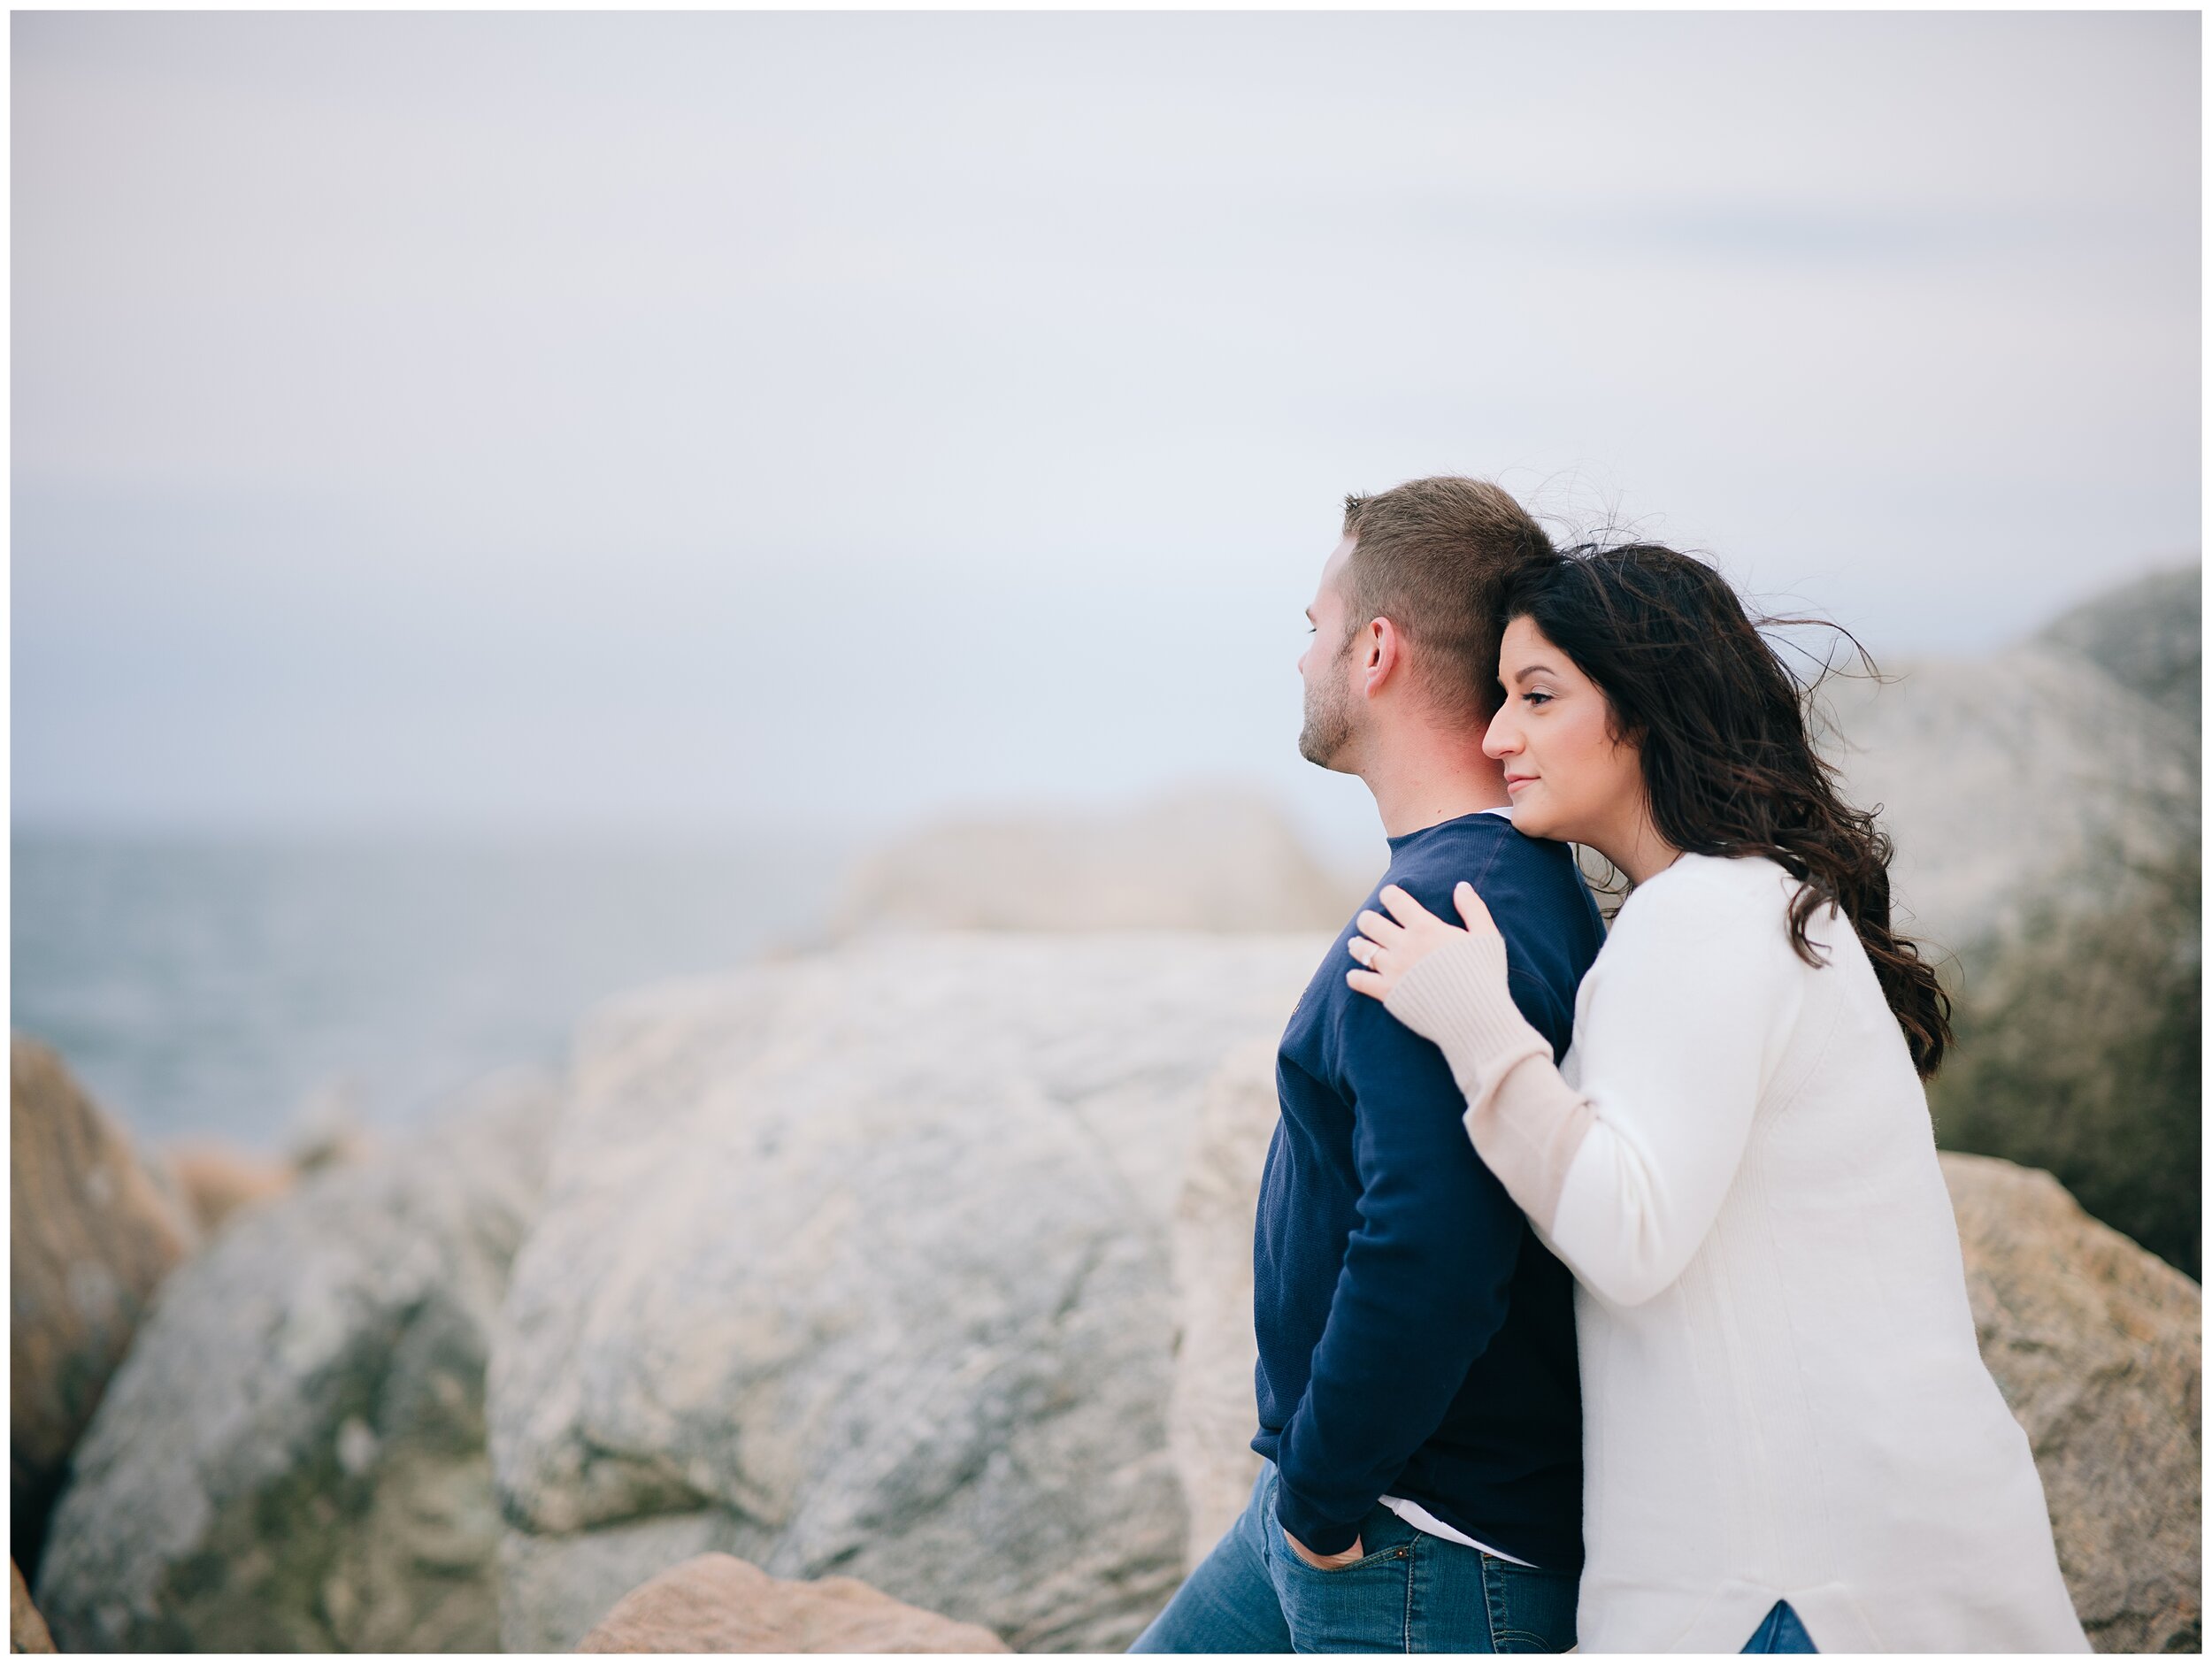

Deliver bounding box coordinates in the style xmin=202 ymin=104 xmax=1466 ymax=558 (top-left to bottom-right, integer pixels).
xmin=1360 ymin=733 xmax=1512 ymax=840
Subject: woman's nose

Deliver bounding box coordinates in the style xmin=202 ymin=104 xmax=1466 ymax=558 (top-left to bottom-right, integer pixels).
xmin=1483 ymin=710 xmax=1518 ymax=759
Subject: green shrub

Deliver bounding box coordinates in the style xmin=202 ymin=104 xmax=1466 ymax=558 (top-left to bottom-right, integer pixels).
xmin=1927 ymin=847 xmax=2201 ymax=1279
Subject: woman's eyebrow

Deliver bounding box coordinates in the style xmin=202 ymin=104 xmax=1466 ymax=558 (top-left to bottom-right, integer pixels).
xmin=1511 ymin=663 xmax=1559 ymax=684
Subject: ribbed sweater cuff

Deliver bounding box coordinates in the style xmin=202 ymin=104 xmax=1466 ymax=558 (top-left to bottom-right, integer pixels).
xmin=1384 ymin=935 xmax=1551 ymax=1094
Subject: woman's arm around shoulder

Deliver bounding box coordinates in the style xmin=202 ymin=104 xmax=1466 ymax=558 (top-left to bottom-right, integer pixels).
xmin=1352 ymin=855 xmax=1808 ymax=1307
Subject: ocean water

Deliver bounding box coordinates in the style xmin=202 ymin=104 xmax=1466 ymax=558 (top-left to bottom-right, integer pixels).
xmin=11 ymin=829 xmax=853 ymax=1154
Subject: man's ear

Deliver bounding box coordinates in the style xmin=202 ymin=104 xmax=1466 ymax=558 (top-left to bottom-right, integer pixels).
xmin=1361 ymin=617 xmax=1402 ymax=696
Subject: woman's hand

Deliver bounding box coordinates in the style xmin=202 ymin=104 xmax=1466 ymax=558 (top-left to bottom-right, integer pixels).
xmin=1345 ymin=880 xmax=1502 ymax=1003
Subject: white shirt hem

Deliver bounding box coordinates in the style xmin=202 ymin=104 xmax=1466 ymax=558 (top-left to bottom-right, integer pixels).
xmin=1377 ymin=1495 xmax=1537 ymax=1566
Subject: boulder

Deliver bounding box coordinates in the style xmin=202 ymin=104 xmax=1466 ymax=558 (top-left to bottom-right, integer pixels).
xmin=1943 ymin=1152 xmax=2200 ymax=1653
xmin=1815 ymin=646 xmax=2196 ymax=953
xmin=10 ymin=1034 xmax=196 ymax=1580
xmin=282 ymin=1079 xmax=379 ymax=1174
xmin=832 ymin=785 xmax=1361 ymax=934
xmin=159 ymin=1139 xmax=296 ymax=1235
xmin=498 ymin=1512 xmax=730 ymax=1658
xmin=488 ymin=932 xmax=1325 ymax=1652
xmin=11 ymin=1560 xmax=54 ymax=1653
xmin=31 ymin=1069 xmax=558 ymax=1652
xmin=1164 ymin=1039 xmax=1277 ymax=1567
xmin=1164 ymin=1077 xmax=2203 ymax=1655
xmin=2038 ymin=563 xmax=2200 ymax=729
xmin=574 ymin=1551 xmax=1010 ymax=1652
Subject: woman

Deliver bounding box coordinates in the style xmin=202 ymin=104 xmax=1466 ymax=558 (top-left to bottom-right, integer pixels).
xmin=1343 ymin=543 xmax=2088 ymax=1653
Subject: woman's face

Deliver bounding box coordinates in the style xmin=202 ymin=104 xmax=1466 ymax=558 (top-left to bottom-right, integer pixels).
xmin=1485 ymin=615 xmax=1647 ymax=850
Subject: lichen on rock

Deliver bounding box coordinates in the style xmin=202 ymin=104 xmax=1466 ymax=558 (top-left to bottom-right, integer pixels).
xmin=30 ymin=1069 xmax=557 ymax=1652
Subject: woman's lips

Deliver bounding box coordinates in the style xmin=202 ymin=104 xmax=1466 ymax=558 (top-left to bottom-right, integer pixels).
xmin=1504 ymin=775 xmax=1536 ymax=792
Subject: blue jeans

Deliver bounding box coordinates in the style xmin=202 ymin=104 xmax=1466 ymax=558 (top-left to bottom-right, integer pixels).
xmin=1130 ymin=1461 xmax=1578 ymax=1652
xmin=1741 ymin=1600 xmax=1817 ymax=1652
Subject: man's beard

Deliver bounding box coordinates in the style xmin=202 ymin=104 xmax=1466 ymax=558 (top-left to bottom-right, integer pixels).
xmin=1298 ymin=642 xmax=1356 ymax=768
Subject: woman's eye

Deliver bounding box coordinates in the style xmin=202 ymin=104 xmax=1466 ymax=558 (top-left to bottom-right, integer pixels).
xmin=1524 ymin=689 xmax=1553 ymax=706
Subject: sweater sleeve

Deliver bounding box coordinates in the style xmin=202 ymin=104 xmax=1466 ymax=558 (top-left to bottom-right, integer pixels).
xmin=1386 ymin=864 xmax=1804 ymax=1309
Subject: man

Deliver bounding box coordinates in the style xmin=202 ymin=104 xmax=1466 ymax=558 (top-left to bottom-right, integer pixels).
xmin=1132 ymin=478 xmax=1605 ymax=1653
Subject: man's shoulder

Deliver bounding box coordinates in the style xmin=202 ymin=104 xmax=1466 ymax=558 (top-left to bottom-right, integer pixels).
xmin=1382 ymin=819 xmax=1599 ymax=1061
xmin=1286 ymin=817 xmax=1594 ymax=1069
xmin=1386 ymin=816 xmax=1590 ymax=922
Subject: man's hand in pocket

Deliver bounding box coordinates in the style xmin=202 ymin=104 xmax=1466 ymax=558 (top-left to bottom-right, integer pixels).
xmin=1284 ymin=1529 xmax=1364 ymax=1571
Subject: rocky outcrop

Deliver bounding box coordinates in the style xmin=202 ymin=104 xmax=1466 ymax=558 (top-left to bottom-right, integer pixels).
xmin=1816 ymin=646 xmax=2196 ymax=953
xmin=832 ymin=786 xmax=1360 ymax=935
xmin=2038 ymin=563 xmax=2200 ymax=729
xmin=31 ymin=1069 xmax=557 ymax=1652
xmin=159 ymin=1140 xmax=296 ymax=1235
xmin=11 ymin=1560 xmax=54 ymax=1653
xmin=489 ymin=932 xmax=1325 ymax=1653
xmin=280 ymin=1081 xmax=379 ymax=1175
xmin=10 ymin=1034 xmax=197 ymax=1581
xmin=1943 ymin=1153 xmax=2201 ymax=1654
xmin=1165 ymin=1077 xmax=2203 ymax=1652
xmin=1164 ymin=1039 xmax=1277 ymax=1568
xmin=1893 ymin=576 xmax=2201 ymax=1281
xmin=574 ymin=1552 xmax=1010 ymax=1652
xmin=153 ymin=1087 xmax=378 ymax=1241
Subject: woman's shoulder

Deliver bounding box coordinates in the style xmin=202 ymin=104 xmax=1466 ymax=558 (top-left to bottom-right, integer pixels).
xmin=1632 ymin=849 xmax=1799 ymax=901
xmin=1609 ymin=852 xmax=1805 ymax=953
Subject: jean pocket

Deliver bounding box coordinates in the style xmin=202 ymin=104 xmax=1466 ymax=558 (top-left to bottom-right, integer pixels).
xmin=1271 ymin=1519 xmax=1418 ymax=1652
xmin=1280 ymin=1526 xmax=1414 ymax=1576
xmin=1479 ymin=1555 xmax=1579 ymax=1653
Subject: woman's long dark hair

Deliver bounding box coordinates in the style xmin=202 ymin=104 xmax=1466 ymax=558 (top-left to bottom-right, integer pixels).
xmin=1500 ymin=543 xmax=1953 ymax=1078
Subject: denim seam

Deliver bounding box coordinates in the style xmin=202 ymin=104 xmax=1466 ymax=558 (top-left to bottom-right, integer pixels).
xmin=1399 ymin=1534 xmax=1416 ymax=1652
xmin=1480 ymin=1551 xmax=1504 ymax=1652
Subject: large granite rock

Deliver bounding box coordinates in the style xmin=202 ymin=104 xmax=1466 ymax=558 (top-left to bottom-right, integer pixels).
xmin=1943 ymin=1152 xmax=2200 ymax=1654
xmin=31 ymin=1069 xmax=558 ymax=1652
xmin=574 ymin=1551 xmax=1010 ymax=1652
xmin=1816 ymin=645 xmax=2196 ymax=953
xmin=489 ymin=932 xmax=1325 ymax=1652
xmin=1165 ymin=1073 xmax=2203 ymax=1653
xmin=832 ymin=786 xmax=1360 ymax=934
xmin=10 ymin=1034 xmax=197 ymax=1581
xmin=1164 ymin=1039 xmax=1278 ymax=1568
xmin=2038 ymin=563 xmax=2200 ymax=729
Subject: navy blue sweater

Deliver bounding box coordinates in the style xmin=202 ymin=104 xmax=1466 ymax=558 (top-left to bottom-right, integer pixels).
xmin=1252 ymin=810 xmax=1605 ymax=1570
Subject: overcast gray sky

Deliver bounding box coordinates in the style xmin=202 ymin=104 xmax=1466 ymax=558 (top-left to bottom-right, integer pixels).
xmin=13 ymin=11 xmax=2200 ymax=864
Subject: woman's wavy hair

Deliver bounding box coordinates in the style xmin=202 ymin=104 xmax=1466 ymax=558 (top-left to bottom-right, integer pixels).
xmin=1500 ymin=542 xmax=1953 ymax=1077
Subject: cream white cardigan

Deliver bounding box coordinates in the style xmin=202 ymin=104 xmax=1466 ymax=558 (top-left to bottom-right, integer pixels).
xmin=1385 ymin=852 xmax=2088 ymax=1653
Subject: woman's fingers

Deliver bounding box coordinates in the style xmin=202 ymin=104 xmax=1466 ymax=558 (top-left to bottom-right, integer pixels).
xmin=1376 ymin=883 xmax=1439 ymax=928
xmin=1347 ymin=879 xmax=1490 ymax=1005
xmin=1453 ymin=880 xmax=1498 ymax=937
xmin=1355 ymin=907 xmax=1404 ymax=947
